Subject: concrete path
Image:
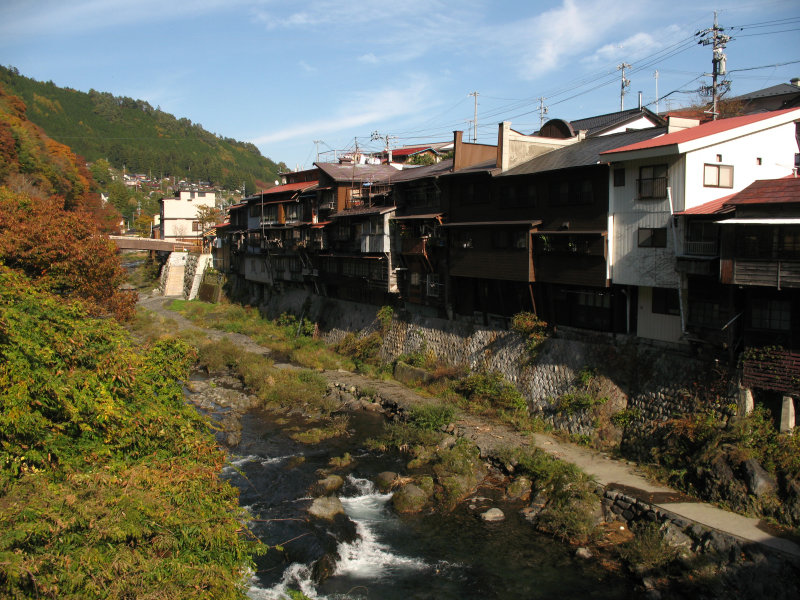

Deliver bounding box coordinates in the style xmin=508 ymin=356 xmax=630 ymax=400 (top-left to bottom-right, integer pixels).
xmin=136 ymin=295 xmax=800 ymax=559
xmin=530 ymin=432 xmax=800 ymax=557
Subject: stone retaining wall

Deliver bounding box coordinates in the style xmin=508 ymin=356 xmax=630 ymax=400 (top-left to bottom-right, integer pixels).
xmin=254 ymin=292 xmax=730 ymax=443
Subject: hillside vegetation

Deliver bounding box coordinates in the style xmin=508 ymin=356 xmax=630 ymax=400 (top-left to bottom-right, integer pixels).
xmin=0 ymin=81 xmax=257 ymax=597
xmin=0 ymin=65 xmax=286 ymax=194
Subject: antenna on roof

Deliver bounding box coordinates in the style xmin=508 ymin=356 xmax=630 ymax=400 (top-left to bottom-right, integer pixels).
xmin=618 ymin=63 xmax=632 ymax=111
xmin=538 ymin=97 xmax=549 ymax=130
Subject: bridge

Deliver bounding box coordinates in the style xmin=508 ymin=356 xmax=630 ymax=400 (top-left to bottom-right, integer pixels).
xmin=110 ymin=236 xmax=198 ymax=252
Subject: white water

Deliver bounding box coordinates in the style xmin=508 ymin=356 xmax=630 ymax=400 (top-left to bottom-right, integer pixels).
xmin=335 ymin=476 xmax=428 ymax=578
xmin=223 ymin=454 xmax=293 ymax=475
xmin=248 ymin=476 xmax=428 ymax=600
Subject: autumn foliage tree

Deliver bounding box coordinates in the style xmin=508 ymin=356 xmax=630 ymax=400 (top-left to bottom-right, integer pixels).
xmin=0 ymin=84 xmax=134 ymax=320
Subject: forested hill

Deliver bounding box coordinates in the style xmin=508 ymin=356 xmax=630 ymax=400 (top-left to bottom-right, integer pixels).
xmin=0 ymin=65 xmax=286 ymax=194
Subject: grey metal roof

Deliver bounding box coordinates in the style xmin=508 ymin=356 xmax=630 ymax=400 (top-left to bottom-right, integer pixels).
xmin=331 ymin=205 xmax=396 ymax=218
xmin=734 ymin=83 xmax=800 ymax=100
xmin=314 ymin=162 xmax=400 ymax=183
xmin=565 ymin=108 xmax=664 ymax=136
xmin=374 ymin=159 xmax=454 ymax=184
xmin=498 ymin=127 xmax=666 ymax=177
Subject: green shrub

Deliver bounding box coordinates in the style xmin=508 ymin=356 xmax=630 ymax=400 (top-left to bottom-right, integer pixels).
xmin=455 ymin=371 xmax=527 ymax=414
xmin=0 ymin=267 xmax=258 ymax=598
xmin=618 ymin=522 xmax=679 ymax=573
xmin=376 ymin=305 xmax=394 ymax=333
xmin=335 ymin=331 xmax=383 ymax=366
xmin=408 ymin=403 xmax=455 ymax=432
xmin=611 ymin=407 xmax=642 ymax=429
xmin=511 ymin=311 xmax=548 ymax=359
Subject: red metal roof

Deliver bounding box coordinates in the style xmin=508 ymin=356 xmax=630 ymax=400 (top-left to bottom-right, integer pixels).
xmin=261 ymin=180 xmax=318 ymax=195
xmin=390 ymin=146 xmax=433 ymax=157
xmin=601 ymin=108 xmax=800 ymax=155
xmin=724 ymin=176 xmax=800 ymax=205
xmin=677 ymin=193 xmax=737 ymax=215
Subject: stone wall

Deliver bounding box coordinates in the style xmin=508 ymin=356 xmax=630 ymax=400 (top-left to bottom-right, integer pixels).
xmin=254 ymin=292 xmax=726 ymax=443
xmin=183 ymin=253 xmax=212 ymax=300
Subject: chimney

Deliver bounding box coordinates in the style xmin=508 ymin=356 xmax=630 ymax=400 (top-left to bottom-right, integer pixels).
xmin=667 ymin=116 xmax=700 ymax=133
xmin=638 ymin=91 xmax=642 ymax=110
xmin=453 ymin=130 xmax=464 ymax=171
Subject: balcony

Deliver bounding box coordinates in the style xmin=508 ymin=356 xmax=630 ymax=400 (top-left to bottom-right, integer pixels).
xmin=684 ymin=240 xmax=717 ymax=256
xmin=732 ymin=259 xmax=800 ymax=288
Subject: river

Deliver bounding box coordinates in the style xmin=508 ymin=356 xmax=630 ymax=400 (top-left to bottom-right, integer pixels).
xmin=203 ymin=387 xmax=637 ymax=600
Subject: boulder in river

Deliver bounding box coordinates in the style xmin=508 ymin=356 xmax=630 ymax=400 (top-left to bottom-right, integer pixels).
xmin=314 ymin=475 xmax=344 ymax=496
xmin=392 ymin=484 xmax=428 ymax=513
xmin=507 ymin=476 xmax=532 ymax=500
xmin=480 ymin=508 xmax=505 ymax=522
xmin=376 ymin=471 xmax=397 ymax=492
xmin=308 ymin=496 xmax=345 ymax=520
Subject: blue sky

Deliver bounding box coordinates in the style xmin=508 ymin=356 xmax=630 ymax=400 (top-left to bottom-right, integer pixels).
xmin=2 ymin=0 xmax=799 ymax=170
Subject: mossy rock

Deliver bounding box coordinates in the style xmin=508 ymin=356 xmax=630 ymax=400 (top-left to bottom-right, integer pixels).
xmin=417 ymin=475 xmax=435 ymax=497
xmin=436 ymin=474 xmax=476 ymax=507
xmin=314 ymin=475 xmax=344 ymax=496
xmin=376 ymin=471 xmax=397 ymax=492
xmin=507 ymin=476 xmax=532 ymax=500
xmin=392 ymin=484 xmax=428 ymax=513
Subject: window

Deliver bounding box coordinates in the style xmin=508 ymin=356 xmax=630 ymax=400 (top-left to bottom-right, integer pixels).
xmin=779 ymin=226 xmax=800 ymax=258
xmin=638 ymin=227 xmax=667 ymax=248
xmin=285 ymin=203 xmax=300 ymax=222
xmin=613 ymin=168 xmax=625 ymax=187
xmin=198 ymin=191 xmax=206 ymax=197
xmin=715 ymin=154 xmax=722 ymax=162
xmin=409 ymin=271 xmax=421 ymax=286
xmin=513 ymin=231 xmax=528 ymax=249
xmin=652 ymin=287 xmax=680 ymax=316
xmin=192 ymin=221 xmax=201 ymax=232
xmin=685 ymin=221 xmax=718 ymax=256
xmin=751 ymin=299 xmax=790 ymax=331
xmin=637 ymin=164 xmax=668 ymax=199
xmin=703 ymin=164 xmax=733 ymax=188
xmin=756 ymin=157 xmax=762 ymax=166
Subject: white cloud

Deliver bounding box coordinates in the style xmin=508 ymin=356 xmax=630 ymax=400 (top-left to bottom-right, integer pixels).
xmin=585 ymin=25 xmax=684 ymax=66
xmin=0 ymin=0 xmax=252 ymax=41
xmin=299 ymin=60 xmax=316 ymax=73
xmin=487 ymin=0 xmax=645 ymax=80
xmin=250 ymin=78 xmax=430 ymax=145
xmin=358 ymin=53 xmax=379 ymax=65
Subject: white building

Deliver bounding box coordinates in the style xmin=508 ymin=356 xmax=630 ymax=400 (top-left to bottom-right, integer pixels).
xmin=603 ymin=108 xmax=800 ymax=344
xmin=158 ymin=189 xmax=217 ymax=243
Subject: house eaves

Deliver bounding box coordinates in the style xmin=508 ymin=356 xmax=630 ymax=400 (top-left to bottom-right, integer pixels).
xmin=600 ymin=108 xmax=800 ymax=161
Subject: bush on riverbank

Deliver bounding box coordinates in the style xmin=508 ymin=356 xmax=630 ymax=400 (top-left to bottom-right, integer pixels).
xmin=0 ymin=267 xmax=258 ymax=599
xmin=168 ymin=300 xmax=353 ymax=371
xmin=641 ymin=406 xmax=800 ymax=529
xmin=496 ymin=446 xmax=599 ymax=544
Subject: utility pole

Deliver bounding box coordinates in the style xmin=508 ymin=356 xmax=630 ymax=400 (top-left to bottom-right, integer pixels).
xmin=654 ymin=70 xmax=660 ymax=114
xmin=371 ymin=130 xmax=397 ymax=162
xmin=538 ymin=97 xmax=549 ymax=130
xmin=617 ymin=63 xmax=631 ymax=111
xmin=697 ymin=11 xmax=731 ymax=120
xmin=313 ymin=140 xmax=322 ymax=163
xmin=468 ymin=91 xmax=479 ymax=142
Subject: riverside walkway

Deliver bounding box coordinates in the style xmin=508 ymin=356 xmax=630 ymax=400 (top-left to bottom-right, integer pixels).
xmin=138 ymin=295 xmax=800 ymax=559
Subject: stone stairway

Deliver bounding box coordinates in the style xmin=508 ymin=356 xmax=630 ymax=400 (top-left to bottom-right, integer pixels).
xmin=162 ymin=264 xmax=185 ymax=297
